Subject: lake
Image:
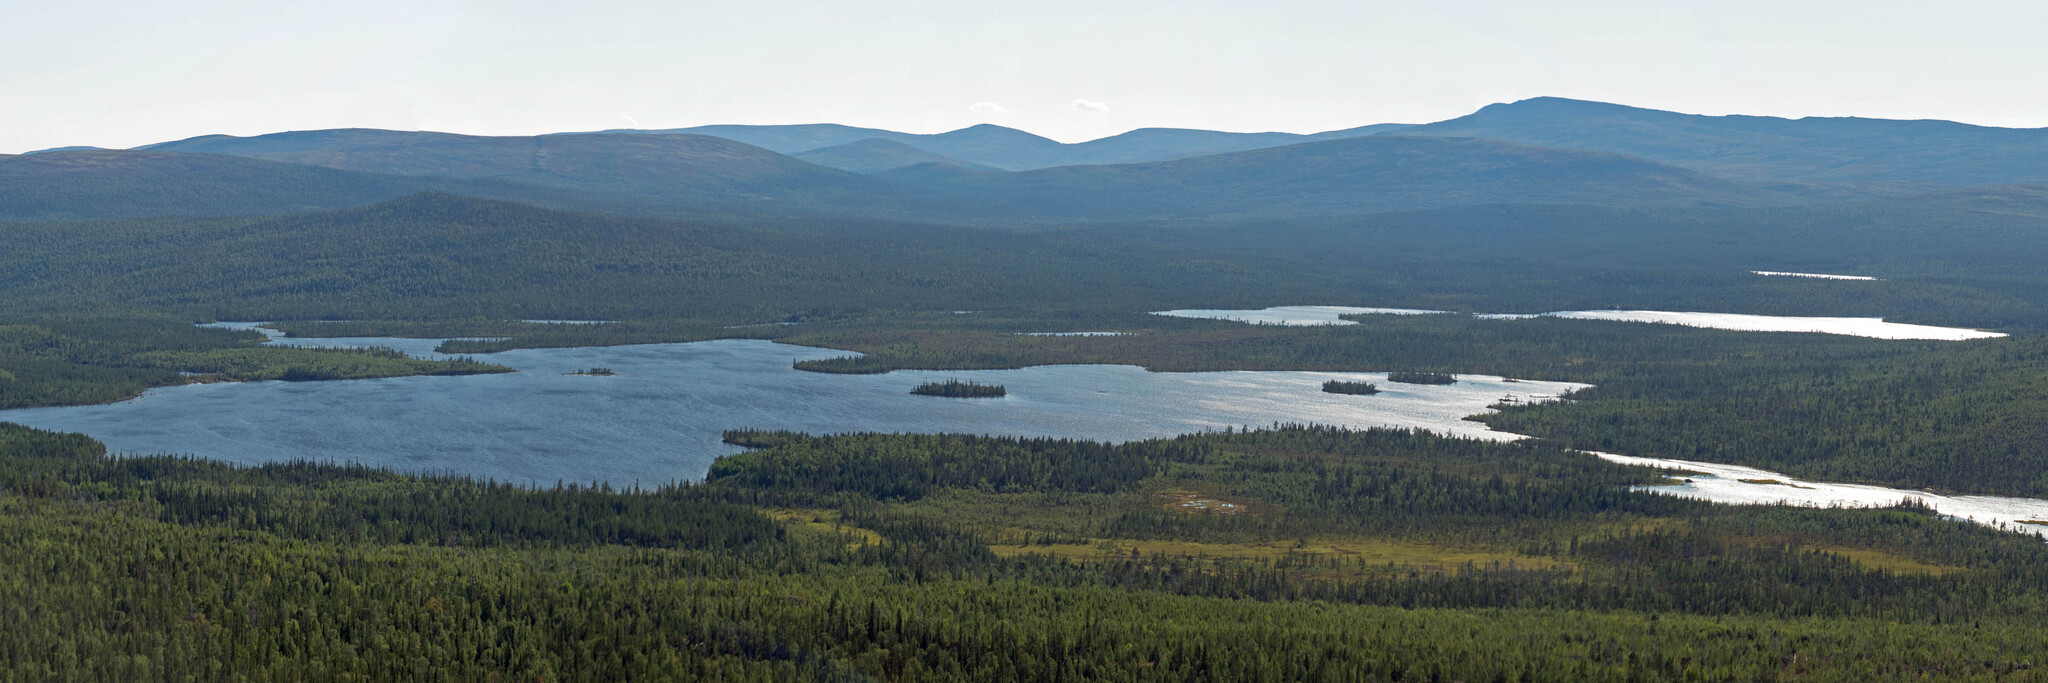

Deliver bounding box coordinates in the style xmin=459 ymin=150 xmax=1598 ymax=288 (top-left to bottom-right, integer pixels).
xmin=1753 ymin=270 xmax=1881 ymax=281
xmin=1153 ymin=305 xmax=1448 ymax=326
xmin=1541 ymin=310 xmax=2005 ymax=341
xmin=0 ymin=329 xmax=1576 ymax=487
xmin=1159 ymin=305 xmax=2005 ymax=340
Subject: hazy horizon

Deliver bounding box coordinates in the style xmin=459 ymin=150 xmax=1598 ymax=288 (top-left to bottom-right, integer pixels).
xmin=6 ymin=0 xmax=2047 ymax=154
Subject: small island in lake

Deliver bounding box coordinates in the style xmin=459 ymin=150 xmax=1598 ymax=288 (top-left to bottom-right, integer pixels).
xmin=1387 ymin=371 xmax=1458 ymax=385
xmin=1321 ymin=379 xmax=1380 ymax=395
xmin=565 ymin=367 xmax=616 ymax=376
xmin=911 ymin=379 xmax=1006 ymax=398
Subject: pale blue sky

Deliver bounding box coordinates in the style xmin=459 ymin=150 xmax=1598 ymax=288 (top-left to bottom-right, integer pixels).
xmin=4 ymin=0 xmax=2045 ymax=153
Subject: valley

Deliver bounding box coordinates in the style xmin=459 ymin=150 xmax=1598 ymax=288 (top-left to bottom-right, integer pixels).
xmin=9 ymin=94 xmax=2048 ymax=680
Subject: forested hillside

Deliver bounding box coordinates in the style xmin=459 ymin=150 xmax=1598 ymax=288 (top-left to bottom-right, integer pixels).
xmin=12 ymin=186 xmax=2048 ymax=329
xmin=0 ymin=193 xmax=1369 ymax=320
xmin=0 ymin=150 xmax=445 ymax=220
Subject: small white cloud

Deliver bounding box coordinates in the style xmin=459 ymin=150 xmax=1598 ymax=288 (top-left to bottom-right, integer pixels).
xmin=620 ymin=115 xmax=641 ymax=127
xmin=1071 ymin=99 xmax=1109 ymax=112
xmin=968 ymin=102 xmax=1008 ymax=113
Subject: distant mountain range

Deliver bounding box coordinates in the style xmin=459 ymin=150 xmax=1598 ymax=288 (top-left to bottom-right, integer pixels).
xmin=6 ymin=97 xmax=2046 ymax=224
xmin=879 ymin=135 xmax=1787 ymax=219
xmin=140 ymin=129 xmax=948 ymax=218
xmin=604 ymin=122 xmax=1415 ymax=171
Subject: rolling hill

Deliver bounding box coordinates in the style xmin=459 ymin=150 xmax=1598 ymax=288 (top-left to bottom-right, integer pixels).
xmin=1402 ymin=97 xmax=2048 ymax=192
xmin=792 ymin=139 xmax=996 ymax=174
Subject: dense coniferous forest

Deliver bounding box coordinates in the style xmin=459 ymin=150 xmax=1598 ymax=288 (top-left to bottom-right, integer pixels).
xmin=9 ymin=423 xmax=2048 ymax=679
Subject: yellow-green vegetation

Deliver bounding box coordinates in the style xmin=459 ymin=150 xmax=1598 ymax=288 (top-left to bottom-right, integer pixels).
xmin=8 ymin=422 xmax=2048 ymax=679
xmin=1813 ymin=545 xmax=1967 ymax=576
xmin=761 ymin=508 xmax=886 ymax=549
xmin=988 ymin=536 xmax=1575 ymax=573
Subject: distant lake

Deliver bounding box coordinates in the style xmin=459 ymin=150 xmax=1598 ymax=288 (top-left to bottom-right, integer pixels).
xmin=1536 ymin=310 xmax=2004 ymax=341
xmin=0 ymin=330 xmax=1574 ymax=486
xmin=1153 ymin=306 xmax=1448 ymax=326
xmin=1752 ymin=270 xmax=1881 ymax=281
xmin=1161 ymin=306 xmax=2005 ymax=341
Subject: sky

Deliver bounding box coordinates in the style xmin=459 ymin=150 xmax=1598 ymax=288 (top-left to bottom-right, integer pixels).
xmin=3 ymin=0 xmax=2046 ymax=154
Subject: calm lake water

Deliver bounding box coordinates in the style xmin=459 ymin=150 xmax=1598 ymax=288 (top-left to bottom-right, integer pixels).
xmin=1153 ymin=306 xmax=1448 ymax=326
xmin=1541 ymin=310 xmax=2005 ymax=341
xmin=0 ymin=328 xmax=1576 ymax=487
xmin=1159 ymin=306 xmax=2005 ymax=340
